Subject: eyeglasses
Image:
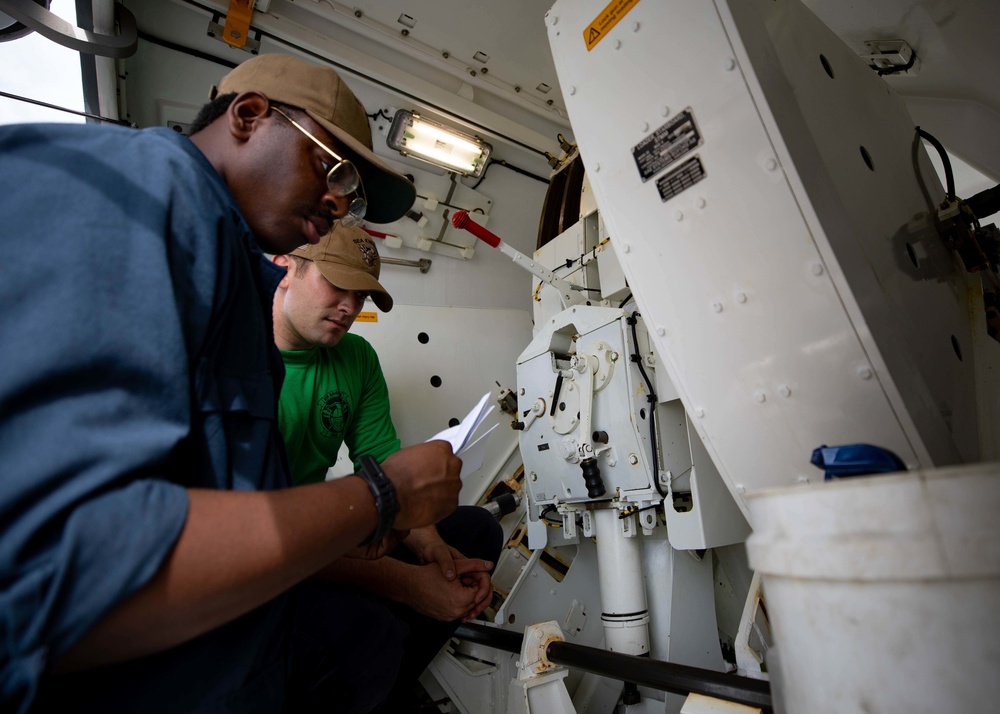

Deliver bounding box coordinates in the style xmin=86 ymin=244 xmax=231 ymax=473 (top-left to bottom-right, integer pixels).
xmin=271 ymin=105 xmax=367 ymax=227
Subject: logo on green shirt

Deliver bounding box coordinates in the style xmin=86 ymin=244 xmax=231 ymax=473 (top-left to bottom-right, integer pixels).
xmin=319 ymin=390 xmax=350 ymax=438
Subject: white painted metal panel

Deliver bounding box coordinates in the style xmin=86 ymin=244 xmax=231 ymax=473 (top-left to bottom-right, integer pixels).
xmin=547 ymin=0 xmax=992 ymax=516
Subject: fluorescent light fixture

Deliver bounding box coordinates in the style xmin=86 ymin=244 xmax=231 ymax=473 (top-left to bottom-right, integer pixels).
xmin=387 ymin=110 xmax=492 ymax=178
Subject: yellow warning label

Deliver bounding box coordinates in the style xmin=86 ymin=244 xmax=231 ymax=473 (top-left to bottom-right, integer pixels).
xmin=355 ymin=312 xmax=379 ymax=323
xmin=584 ymin=0 xmax=640 ymax=51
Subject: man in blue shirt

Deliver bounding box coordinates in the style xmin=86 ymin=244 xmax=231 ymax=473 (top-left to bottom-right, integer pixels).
xmin=0 ymin=53 xmax=461 ymax=713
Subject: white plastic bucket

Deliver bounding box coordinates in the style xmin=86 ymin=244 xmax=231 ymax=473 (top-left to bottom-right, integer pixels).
xmin=746 ymin=462 xmax=1000 ymax=714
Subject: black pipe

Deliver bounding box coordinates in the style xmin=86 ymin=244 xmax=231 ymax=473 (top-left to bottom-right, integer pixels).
xmin=455 ymin=623 xmax=772 ymax=712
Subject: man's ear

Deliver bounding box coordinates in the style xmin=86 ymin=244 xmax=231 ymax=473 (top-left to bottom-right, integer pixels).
xmin=272 ymin=253 xmax=292 ymax=287
xmin=226 ymin=91 xmax=271 ymax=141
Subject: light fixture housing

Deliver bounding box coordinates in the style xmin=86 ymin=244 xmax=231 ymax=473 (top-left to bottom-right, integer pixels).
xmin=387 ymin=110 xmax=492 ymax=178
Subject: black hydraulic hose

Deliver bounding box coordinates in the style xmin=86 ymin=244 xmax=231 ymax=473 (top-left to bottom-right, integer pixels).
xmin=627 ymin=312 xmax=665 ymax=498
xmin=454 ymin=623 xmax=773 ymax=712
xmin=916 ymin=127 xmax=955 ymax=202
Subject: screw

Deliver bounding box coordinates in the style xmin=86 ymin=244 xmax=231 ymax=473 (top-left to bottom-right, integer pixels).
xmin=661 ymin=106 xmax=671 ymax=117
xmin=725 ymin=58 xmax=736 ymax=71
xmin=614 ymin=39 xmax=622 ymax=49
xmin=778 ymin=384 xmax=791 ymax=398
xmin=656 ymin=326 xmax=665 ymax=336
xmin=594 ymin=163 xmax=601 ymax=172
xmin=551 ymin=15 xmax=559 ymax=25
xmin=640 ymin=121 xmax=649 ymax=132
xmin=401 ymin=28 xmax=409 ymax=36
xmin=736 ymin=292 xmax=747 ymax=303
xmin=695 ymin=408 xmax=705 ymax=418
xmin=765 ymin=158 xmax=777 ymax=171
xmin=354 ymin=8 xmax=362 ymax=17
xmin=481 ymin=67 xmax=488 ymax=74
xmin=712 ymin=302 xmax=723 ymax=313
xmin=231 ymin=30 xmax=241 ymax=38
xmin=514 ymin=85 xmax=521 ymax=92
xmin=811 ymin=263 xmax=824 ymax=276
xmin=632 ymin=21 xmax=640 ymax=32
xmin=469 ymin=70 xmax=477 ymax=77
xmin=621 ymin=242 xmax=630 ymax=253
xmin=519 ymin=387 xmax=525 ymax=395
xmin=697 ymin=197 xmax=707 ymax=209
xmin=675 ymin=211 xmax=684 ymax=221
xmin=547 ymin=99 xmax=554 ymax=105
xmin=530 ymin=472 xmax=538 ymax=482
xmin=858 ymin=365 xmax=873 ymax=380
xmin=629 ymin=454 xmax=639 ymax=465
xmin=754 ymin=390 xmax=766 ymax=403
xmin=442 ymin=50 xmax=450 ymax=59
xmin=569 ymin=86 xmax=577 ymax=95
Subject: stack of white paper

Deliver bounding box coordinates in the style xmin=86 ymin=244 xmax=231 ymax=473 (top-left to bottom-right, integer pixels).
xmin=427 ymin=392 xmax=498 ymax=478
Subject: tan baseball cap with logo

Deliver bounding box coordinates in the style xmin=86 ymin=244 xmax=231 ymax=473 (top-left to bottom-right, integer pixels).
xmin=212 ymin=53 xmax=415 ymax=224
xmin=291 ymin=225 xmax=393 ymax=312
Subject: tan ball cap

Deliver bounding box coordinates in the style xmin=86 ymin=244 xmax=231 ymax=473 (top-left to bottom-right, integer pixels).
xmin=213 ymin=53 xmax=415 ymax=224
xmin=291 ymin=225 xmax=393 ymax=312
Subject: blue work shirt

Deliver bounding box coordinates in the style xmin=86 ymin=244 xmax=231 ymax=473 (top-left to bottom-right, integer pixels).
xmin=0 ymin=124 xmax=291 ymax=712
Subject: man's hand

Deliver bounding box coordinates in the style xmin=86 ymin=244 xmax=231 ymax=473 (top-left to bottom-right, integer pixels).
xmin=381 ymin=441 xmax=461 ymax=530
xmin=348 ymin=528 xmax=409 ymax=560
xmin=401 ymin=559 xmax=494 ymax=622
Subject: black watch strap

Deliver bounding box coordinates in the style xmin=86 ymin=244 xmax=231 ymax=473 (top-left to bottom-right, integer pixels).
xmin=356 ymin=455 xmax=400 ymax=545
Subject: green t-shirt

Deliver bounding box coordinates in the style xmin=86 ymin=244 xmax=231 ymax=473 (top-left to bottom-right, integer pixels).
xmin=278 ymin=333 xmax=401 ymax=485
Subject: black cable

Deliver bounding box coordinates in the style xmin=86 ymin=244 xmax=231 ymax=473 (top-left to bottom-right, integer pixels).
xmin=471 ymin=158 xmax=550 ymax=190
xmin=916 ymin=127 xmax=955 ymax=203
xmin=470 ymin=159 xmax=493 ymax=189
xmin=0 ymin=89 xmax=133 ymax=126
xmin=875 ymin=51 xmax=917 ymax=76
xmin=627 ymin=312 xmax=666 ymax=498
xmin=618 ymin=292 xmax=633 ymax=310
xmin=137 ymin=28 xmax=238 ymax=70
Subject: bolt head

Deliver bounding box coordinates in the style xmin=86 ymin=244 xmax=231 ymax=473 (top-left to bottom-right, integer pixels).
xmin=629 ymin=454 xmax=639 ymax=465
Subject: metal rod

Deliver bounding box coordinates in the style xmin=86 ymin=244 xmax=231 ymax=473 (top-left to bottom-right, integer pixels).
xmin=380 ymin=256 xmax=431 ymax=273
xmin=454 ymin=623 xmax=772 ymax=712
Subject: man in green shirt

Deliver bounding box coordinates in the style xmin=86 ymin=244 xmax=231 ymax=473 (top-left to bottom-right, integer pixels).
xmin=272 ymin=225 xmax=504 ymax=712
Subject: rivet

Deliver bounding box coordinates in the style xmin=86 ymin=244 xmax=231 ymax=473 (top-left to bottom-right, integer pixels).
xmin=614 ymin=39 xmax=622 ymax=49
xmin=696 ymin=197 xmax=707 ymax=209
xmin=736 ymin=292 xmax=747 ymax=303
xmin=640 ymin=121 xmax=649 ymax=132
xmin=632 ymin=21 xmax=640 ymax=32
xmin=661 ymin=105 xmax=671 ymax=117
xmin=725 ymin=58 xmax=736 ymax=71
xmin=712 ymin=302 xmax=723 ymax=313
xmin=622 ymin=243 xmax=631 ymax=253
xmin=675 ymin=211 xmax=684 ymax=221
xmin=811 ymin=263 xmax=824 ymax=276
xmin=569 ymin=86 xmax=577 ymax=95
xmin=765 ymin=158 xmax=778 ymax=171
xmin=594 ymin=163 xmax=601 ymax=172
xmin=754 ymin=390 xmax=766 ymax=403
xmin=695 ymin=408 xmax=705 ymax=418
xmin=778 ymin=384 xmax=791 ymax=398
xmin=858 ymin=365 xmax=873 ymax=380
xmin=656 ymin=326 xmax=665 ymax=336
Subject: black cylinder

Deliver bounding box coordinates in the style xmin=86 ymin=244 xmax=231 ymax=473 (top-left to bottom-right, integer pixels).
xmin=453 ymin=623 xmax=772 ymax=712
xmin=580 ymin=457 xmax=606 ymax=497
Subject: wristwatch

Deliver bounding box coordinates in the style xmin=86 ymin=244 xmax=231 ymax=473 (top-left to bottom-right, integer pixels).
xmin=355 ymin=455 xmax=400 ymax=545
